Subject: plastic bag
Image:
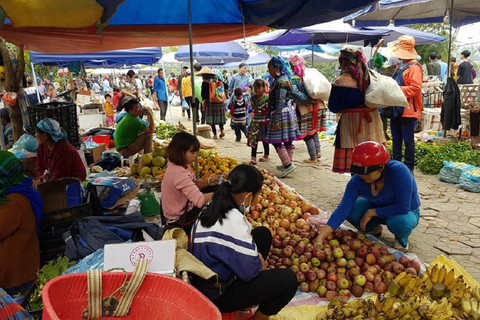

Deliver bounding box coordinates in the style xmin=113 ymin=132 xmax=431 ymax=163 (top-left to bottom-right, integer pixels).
xmin=365 ymin=69 xmax=410 ymax=109
xmin=459 ymin=167 xmax=480 ymax=193
xmin=12 ymin=133 xmax=38 ymax=152
xmin=171 ymin=95 xmax=181 ymax=106
xmin=63 ymin=249 xmax=105 ymax=274
xmin=306 ymin=210 xmax=332 ymax=231
xmin=181 ymin=99 xmax=190 ymax=111
xmin=84 ymin=135 xmax=99 ymax=148
xmin=1 ymin=92 xmax=17 ymax=106
xmin=303 ymin=68 xmax=331 ymax=101
xmin=439 ymin=161 xmax=474 ymax=184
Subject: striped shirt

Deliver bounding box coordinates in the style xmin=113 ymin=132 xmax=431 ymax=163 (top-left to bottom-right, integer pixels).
xmin=232 ymin=98 xmax=247 ymax=124
xmin=191 ymin=208 xmax=261 ymax=285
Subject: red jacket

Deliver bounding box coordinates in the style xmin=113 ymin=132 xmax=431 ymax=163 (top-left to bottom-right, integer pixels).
xmin=112 ymin=91 xmax=122 ymax=107
xmin=399 ymin=61 xmax=423 ymax=120
xmin=37 ymin=139 xmax=86 ymax=181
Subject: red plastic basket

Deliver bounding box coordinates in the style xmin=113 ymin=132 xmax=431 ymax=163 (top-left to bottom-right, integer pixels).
xmin=82 ymin=135 xmax=110 ymax=150
xmin=42 ymin=273 xmax=221 ymax=320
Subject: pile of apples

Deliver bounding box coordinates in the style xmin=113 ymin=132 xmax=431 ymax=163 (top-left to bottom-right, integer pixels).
xmin=267 ymin=228 xmax=422 ymax=301
xmin=246 ymin=169 xmax=320 ymax=235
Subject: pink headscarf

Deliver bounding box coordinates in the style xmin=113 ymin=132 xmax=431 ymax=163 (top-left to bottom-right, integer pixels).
xmin=289 ymin=55 xmax=305 ymax=79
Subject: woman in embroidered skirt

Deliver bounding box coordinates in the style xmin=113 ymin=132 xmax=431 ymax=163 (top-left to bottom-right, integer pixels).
xmin=289 ymin=55 xmax=327 ymax=163
xmin=328 ymin=49 xmax=385 ymax=174
xmin=199 ymin=67 xmax=226 ymax=139
xmin=247 ymin=79 xmax=270 ymax=165
xmin=264 ymin=56 xmax=301 ymax=178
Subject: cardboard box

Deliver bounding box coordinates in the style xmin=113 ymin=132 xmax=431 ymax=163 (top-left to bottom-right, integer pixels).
xmin=86 ymin=143 xmax=105 ymax=164
xmin=90 ymin=176 xmax=138 ymax=208
xmin=103 ymin=240 xmax=176 ymax=275
xmin=37 ymin=178 xmax=84 ymax=213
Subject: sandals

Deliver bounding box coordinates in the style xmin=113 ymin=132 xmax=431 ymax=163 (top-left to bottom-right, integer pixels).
xmin=258 ymin=155 xmax=270 ymax=162
xmin=219 ymin=130 xmax=225 ymax=138
xmin=317 ymin=153 xmax=322 ymax=159
xmin=213 ymin=135 xmax=218 ymax=139
xmin=303 ymin=158 xmax=318 ymax=163
xmin=249 ymin=158 xmax=257 ymax=165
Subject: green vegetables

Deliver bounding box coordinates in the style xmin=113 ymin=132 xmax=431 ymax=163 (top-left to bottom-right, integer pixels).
xmin=415 ymin=142 xmax=480 ymax=175
xmin=28 ymin=256 xmax=77 ymax=311
xmin=155 ymin=121 xmax=188 ymax=140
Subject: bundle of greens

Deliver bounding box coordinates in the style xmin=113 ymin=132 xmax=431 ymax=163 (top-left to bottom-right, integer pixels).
xmin=155 ymin=121 xmax=188 ymax=140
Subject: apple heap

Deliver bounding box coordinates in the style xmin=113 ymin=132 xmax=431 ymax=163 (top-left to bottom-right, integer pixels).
xmin=267 ymin=228 xmax=422 ymax=301
xmin=246 ymin=168 xmax=320 ymax=237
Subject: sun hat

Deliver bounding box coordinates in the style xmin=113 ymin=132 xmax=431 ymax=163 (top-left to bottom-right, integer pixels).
xmin=195 ymin=66 xmax=216 ymax=76
xmin=387 ymin=35 xmax=418 ymax=60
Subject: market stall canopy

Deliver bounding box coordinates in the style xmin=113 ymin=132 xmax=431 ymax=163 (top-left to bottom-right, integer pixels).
xmin=358 ymin=25 xmax=446 ymax=46
xmin=247 ymin=20 xmax=389 ymax=46
xmin=0 ymin=0 xmax=379 ymax=53
xmin=344 ymin=0 xmax=480 ymax=28
xmin=297 ymin=51 xmax=338 ymax=63
xmin=174 ymin=41 xmax=248 ymax=65
xmin=256 ymin=43 xmax=342 ymax=54
xmin=221 ymin=53 xmax=272 ymax=69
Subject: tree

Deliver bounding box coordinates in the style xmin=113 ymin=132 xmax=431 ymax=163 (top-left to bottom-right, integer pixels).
xmin=411 ymin=23 xmax=459 ymax=64
xmin=0 ymin=38 xmax=25 ymax=141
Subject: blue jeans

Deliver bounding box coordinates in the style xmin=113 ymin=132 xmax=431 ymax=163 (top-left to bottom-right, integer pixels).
xmin=232 ymin=123 xmax=248 ymax=141
xmin=390 ymin=117 xmax=417 ymax=171
xmin=346 ymin=198 xmax=420 ymax=247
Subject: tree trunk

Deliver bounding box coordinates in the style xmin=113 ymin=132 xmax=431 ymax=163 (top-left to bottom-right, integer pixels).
xmin=0 ymin=37 xmax=25 ymax=141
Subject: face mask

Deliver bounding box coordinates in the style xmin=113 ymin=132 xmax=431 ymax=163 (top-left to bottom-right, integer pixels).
xmin=239 ymin=194 xmax=252 ymax=214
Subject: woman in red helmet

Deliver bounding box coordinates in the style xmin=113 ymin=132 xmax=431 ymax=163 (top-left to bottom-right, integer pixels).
xmin=314 ymin=141 xmax=420 ymax=252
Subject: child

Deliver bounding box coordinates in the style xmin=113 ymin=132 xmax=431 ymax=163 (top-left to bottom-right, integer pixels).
xmin=111 ymin=87 xmax=122 ymax=111
xmin=231 ymin=87 xmax=248 ymax=142
xmin=161 ymin=132 xmax=223 ymax=233
xmin=104 ymin=93 xmax=115 ymax=126
xmin=190 ymin=164 xmax=298 ymax=319
xmin=248 ymin=79 xmax=270 ymax=165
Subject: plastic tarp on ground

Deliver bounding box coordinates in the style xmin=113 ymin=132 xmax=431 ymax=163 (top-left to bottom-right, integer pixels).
xmin=248 ymin=20 xmax=389 ymax=46
xmin=29 ymin=47 xmax=162 ymax=67
xmin=174 ymin=41 xmax=248 ymax=65
xmin=344 ymin=0 xmax=480 ymax=27
xmin=0 ymin=0 xmax=379 ymax=53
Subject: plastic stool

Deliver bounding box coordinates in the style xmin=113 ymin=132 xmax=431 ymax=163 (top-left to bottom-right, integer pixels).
xmin=121 ymin=153 xmax=139 ymax=167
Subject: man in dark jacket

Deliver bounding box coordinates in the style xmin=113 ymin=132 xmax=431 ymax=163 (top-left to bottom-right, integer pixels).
xmin=457 ymin=50 xmax=474 ymax=84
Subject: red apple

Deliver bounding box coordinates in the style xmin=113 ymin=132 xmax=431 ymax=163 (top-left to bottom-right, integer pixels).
xmin=299 ymin=255 xmax=308 ymax=264
xmin=326 ymin=280 xmax=337 ymax=291
xmin=383 ymin=263 xmax=393 ymax=272
xmin=369 ymin=247 xmax=381 ymax=259
xmin=377 ymin=257 xmax=386 ymax=268
xmin=382 ymin=271 xmax=395 ymax=281
xmin=348 ymin=239 xmax=362 ymax=250
xmin=379 ymin=247 xmax=389 ymax=256
xmin=367 ymin=266 xmax=378 ymax=276
xmin=300 ymin=282 xmax=309 ymax=292
xmin=338 ymin=289 xmax=352 ymax=299
xmin=333 ymin=248 xmax=344 ymax=259
xmin=345 ymin=251 xmax=356 ymax=260
xmin=407 ymin=260 xmax=422 ymax=274
xmin=349 ymin=266 xmax=361 ymax=278
xmin=296 ymin=271 xmax=306 ymax=282
xmin=305 ymin=270 xmax=317 ymax=281
xmin=305 ymin=244 xmax=314 ymax=253
xmin=282 ymin=246 xmax=293 ymax=257
xmin=363 ymin=271 xmax=374 ymax=282
xmin=364 ymin=281 xmax=374 ymax=292
xmin=325 ymin=291 xmax=338 ymax=301
xmin=282 ymin=257 xmax=292 ymax=267
xmin=373 ymin=274 xmax=382 ymax=284
xmin=392 ymin=261 xmax=405 ymax=274
xmin=399 ymin=255 xmax=410 ymax=267
xmin=337 ymin=267 xmax=347 ymax=275
xmin=374 ymin=282 xmax=387 ymax=294
xmin=315 ymin=249 xmax=326 ymax=261
xmin=354 ymin=257 xmax=364 ymax=267
xmin=405 ymin=267 xmax=418 ymax=276
xmin=309 ymin=279 xmax=320 ymax=293
xmin=304 ymin=252 xmax=313 ymax=261
xmin=316 ymin=269 xmax=327 ymax=280
xmin=356 ymin=247 xmax=368 ymax=259
xmin=327 ymin=273 xmax=338 ymax=282
xmin=365 ymin=253 xmax=376 ymax=265
xmin=320 ymin=262 xmax=329 ymax=271
xmin=354 ymin=274 xmax=367 ymax=286
xmin=351 ymin=284 xmax=364 ymax=297
xmin=363 ymin=239 xmax=374 ymax=247
xmin=357 ymin=233 xmax=366 ymax=241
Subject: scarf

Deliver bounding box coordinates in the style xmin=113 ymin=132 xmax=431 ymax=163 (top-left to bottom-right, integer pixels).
xmin=289 ymin=55 xmax=305 ymax=79
xmin=37 ymin=118 xmax=67 ymax=142
xmin=0 ymin=151 xmax=25 ymax=204
xmin=5 ymin=177 xmax=44 ymax=236
xmin=270 ymin=56 xmax=293 ymax=80
xmin=339 ymin=49 xmax=370 ymax=92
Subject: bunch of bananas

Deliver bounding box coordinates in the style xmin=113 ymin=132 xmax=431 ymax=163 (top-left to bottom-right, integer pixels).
xmin=389 ymin=272 xmax=428 ymax=299
xmin=426 ymin=264 xmax=470 ymax=305
xmin=460 ymin=288 xmax=480 ymax=320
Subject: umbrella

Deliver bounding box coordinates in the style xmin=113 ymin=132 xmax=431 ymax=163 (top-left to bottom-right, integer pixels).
xmin=174 ymin=41 xmax=249 ymax=65
xmin=249 ymin=20 xmax=389 ymax=46
xmin=357 ymin=25 xmax=446 ymax=46
xmin=298 ymin=51 xmax=338 ymax=63
xmin=344 ymin=0 xmax=480 ymax=28
xmin=221 ymin=53 xmax=272 ymax=69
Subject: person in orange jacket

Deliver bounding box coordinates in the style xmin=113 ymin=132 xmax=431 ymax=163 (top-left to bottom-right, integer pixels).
xmin=387 ymin=35 xmax=423 ymax=172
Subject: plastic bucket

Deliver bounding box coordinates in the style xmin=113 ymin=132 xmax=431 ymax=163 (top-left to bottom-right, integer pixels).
xmin=82 ymin=135 xmax=110 ymax=150
xmin=42 ymin=273 xmax=221 ymax=320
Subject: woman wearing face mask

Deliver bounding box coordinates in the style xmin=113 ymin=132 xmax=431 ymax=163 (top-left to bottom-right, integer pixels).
xmin=313 ymin=141 xmax=420 ymax=252
xmin=190 ymin=165 xmax=297 ymax=320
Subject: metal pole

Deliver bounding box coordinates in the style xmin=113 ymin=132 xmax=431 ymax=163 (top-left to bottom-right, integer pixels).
xmin=187 ymin=0 xmax=198 ymax=177
xmin=31 ymin=62 xmax=42 ymax=103
xmin=311 ymin=37 xmax=314 ymax=67
xmin=446 ymin=0 xmax=454 ymax=80
xmin=162 ymin=60 xmax=173 ymax=123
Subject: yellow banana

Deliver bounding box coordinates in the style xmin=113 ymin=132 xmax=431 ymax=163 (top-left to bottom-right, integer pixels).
xmin=381 ymin=297 xmax=396 ymax=313
xmin=347 ymin=299 xmax=366 ymax=309
xmin=424 ymin=277 xmax=434 ymax=291
xmin=386 ymin=307 xmax=400 ymax=319
xmin=395 ymin=271 xmax=409 ymax=286
xmin=376 ymin=312 xmax=387 ymax=320
xmin=443 ymin=269 xmax=455 ymax=287
xmin=461 ymin=296 xmax=472 ymax=314
xmin=437 ymin=265 xmax=447 ymax=283
xmin=471 ymin=297 xmax=479 ymax=313
xmin=352 ymin=316 xmax=365 ymax=320
xmin=410 ymin=310 xmax=421 ymax=320
xmin=375 ymin=297 xmax=385 ymax=313
xmin=430 ymin=264 xmax=440 ymax=283
xmin=429 ymin=300 xmax=439 ymax=314
xmin=400 ymin=313 xmax=412 ymax=320
xmin=435 ymin=297 xmax=450 ymax=313
xmin=447 ymin=275 xmax=464 ymax=291
xmin=471 ymin=310 xmax=480 ymax=320
xmin=473 ymin=287 xmax=480 ymax=301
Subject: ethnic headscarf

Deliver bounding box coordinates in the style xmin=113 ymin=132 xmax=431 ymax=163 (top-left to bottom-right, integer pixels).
xmin=339 ymin=49 xmax=370 ymax=93
xmin=0 ymin=151 xmax=25 ymax=204
xmin=289 ymin=55 xmax=305 ymax=79
xmin=269 ymin=56 xmax=293 ymax=80
xmin=37 ymin=118 xmax=67 ymax=142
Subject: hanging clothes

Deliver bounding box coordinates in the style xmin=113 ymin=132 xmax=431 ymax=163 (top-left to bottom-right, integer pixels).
xmin=440 ymin=78 xmax=462 ymax=130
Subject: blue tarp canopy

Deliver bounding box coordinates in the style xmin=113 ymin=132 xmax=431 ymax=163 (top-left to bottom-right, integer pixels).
xmin=221 ymin=53 xmax=272 ymax=69
xmin=248 ymin=20 xmax=389 ymax=46
xmin=358 ymin=25 xmax=446 ymax=46
xmin=29 ymin=47 xmax=162 ymax=67
xmin=175 ymin=42 xmax=248 ymax=65
xmin=0 ymin=0 xmax=380 ymax=53
xmin=344 ymin=0 xmax=480 ymax=28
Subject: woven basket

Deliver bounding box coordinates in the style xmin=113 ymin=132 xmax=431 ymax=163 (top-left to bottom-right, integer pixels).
xmin=42 ymin=272 xmax=221 ymax=320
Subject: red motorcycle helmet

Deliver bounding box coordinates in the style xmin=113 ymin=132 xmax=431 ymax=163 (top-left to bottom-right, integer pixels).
xmin=350 ymin=141 xmax=391 ymax=174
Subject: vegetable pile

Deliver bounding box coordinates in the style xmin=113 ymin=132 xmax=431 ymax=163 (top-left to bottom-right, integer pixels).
xmin=155 ymin=121 xmax=189 ymax=140
xmin=415 ymin=142 xmax=480 ymax=175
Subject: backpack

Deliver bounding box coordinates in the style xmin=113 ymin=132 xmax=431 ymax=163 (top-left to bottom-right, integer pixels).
xmin=209 ymin=80 xmax=226 ymax=103
xmin=382 ymin=61 xmax=418 ymax=119
xmin=63 ymin=213 xmax=165 ymax=260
